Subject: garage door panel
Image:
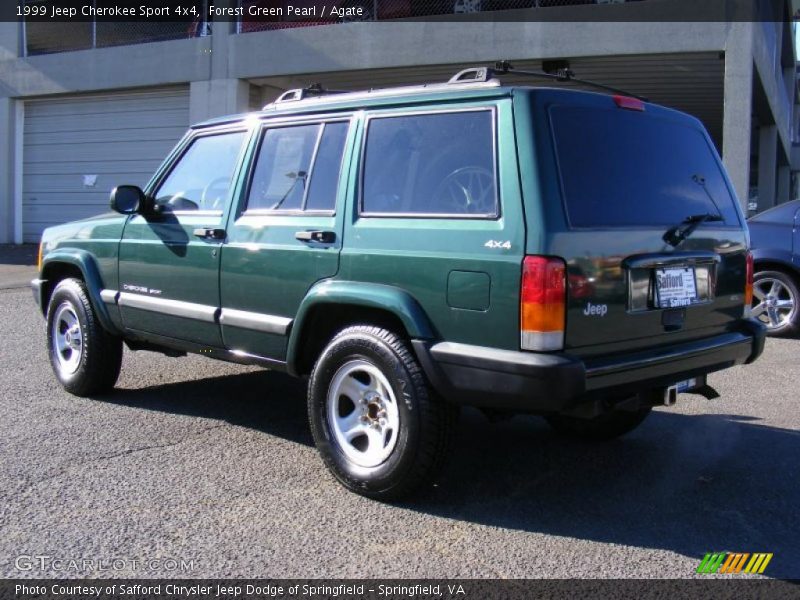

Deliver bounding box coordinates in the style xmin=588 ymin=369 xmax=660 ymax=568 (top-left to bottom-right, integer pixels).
xmin=25 ymin=126 xmax=187 ymax=146
xmin=23 ymin=86 xmax=189 ymax=242
xmin=25 ymin=93 xmax=189 ymax=118
xmin=24 ymin=109 xmax=189 ymax=134
xmin=24 ymin=203 xmax=112 ymax=225
xmin=23 ymin=172 xmax=156 ymax=194
xmin=25 ymin=141 xmax=177 ymax=164
xmin=23 ymin=160 xmax=158 ymax=176
xmin=24 ymin=191 xmax=114 ymax=205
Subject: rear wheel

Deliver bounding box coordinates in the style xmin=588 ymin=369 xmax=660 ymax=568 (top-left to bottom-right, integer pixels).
xmin=545 ymin=406 xmax=651 ymax=441
xmin=307 ymin=325 xmax=456 ymax=500
xmin=46 ymin=278 xmax=123 ymax=396
xmin=752 ymin=270 xmax=799 ymax=337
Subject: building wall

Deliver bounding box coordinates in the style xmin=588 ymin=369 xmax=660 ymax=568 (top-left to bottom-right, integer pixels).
xmin=0 ymin=12 xmax=797 ymax=242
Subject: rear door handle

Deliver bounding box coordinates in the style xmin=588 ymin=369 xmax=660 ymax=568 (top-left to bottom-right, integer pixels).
xmin=295 ymin=230 xmax=336 ymax=244
xmin=193 ymin=228 xmax=226 ymax=240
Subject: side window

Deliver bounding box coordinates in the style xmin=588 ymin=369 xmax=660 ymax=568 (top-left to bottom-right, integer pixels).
xmin=362 ymin=110 xmax=496 ymax=217
xmin=246 ymin=121 xmax=349 ymax=213
xmin=305 ymin=122 xmax=349 ymax=211
xmin=155 ymin=131 xmax=247 ymax=212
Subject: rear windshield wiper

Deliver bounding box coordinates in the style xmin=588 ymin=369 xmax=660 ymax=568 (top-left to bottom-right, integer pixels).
xmin=663 ymin=213 xmax=724 ymax=247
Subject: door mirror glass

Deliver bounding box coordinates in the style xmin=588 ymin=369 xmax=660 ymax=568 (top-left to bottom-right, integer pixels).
xmin=110 ymin=185 xmax=146 ymax=215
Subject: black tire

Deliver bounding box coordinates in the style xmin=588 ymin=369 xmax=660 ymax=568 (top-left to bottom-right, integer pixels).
xmin=545 ymin=407 xmax=651 ymax=441
xmin=752 ymin=270 xmax=800 ymax=337
xmin=46 ymin=278 xmax=123 ymax=397
xmin=307 ymin=325 xmax=457 ymax=500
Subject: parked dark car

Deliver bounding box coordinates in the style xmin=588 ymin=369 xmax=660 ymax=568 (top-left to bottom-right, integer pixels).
xmin=748 ymin=199 xmax=800 ymax=336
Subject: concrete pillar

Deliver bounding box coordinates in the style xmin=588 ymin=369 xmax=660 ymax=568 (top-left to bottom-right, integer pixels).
xmin=0 ymin=21 xmax=22 ymax=60
xmin=189 ymin=79 xmax=251 ymax=124
xmin=187 ymin=0 xmax=250 ymax=124
xmin=722 ymin=22 xmax=755 ymax=211
xmin=777 ymin=165 xmax=791 ymax=204
xmin=0 ymin=97 xmax=22 ymax=244
xmin=1 ymin=23 xmax=23 ymax=244
xmin=757 ymin=124 xmax=778 ymax=211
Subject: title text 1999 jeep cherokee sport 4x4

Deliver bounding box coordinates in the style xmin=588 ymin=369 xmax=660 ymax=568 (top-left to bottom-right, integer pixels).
xmin=33 ymin=66 xmax=765 ymax=499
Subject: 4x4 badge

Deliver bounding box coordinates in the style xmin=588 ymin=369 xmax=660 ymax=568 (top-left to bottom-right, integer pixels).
xmin=484 ymin=240 xmax=511 ymax=249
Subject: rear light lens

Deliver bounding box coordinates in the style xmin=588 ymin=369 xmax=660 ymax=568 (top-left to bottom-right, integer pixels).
xmin=613 ymin=95 xmax=645 ymax=111
xmin=744 ymin=251 xmax=754 ymax=315
xmin=521 ymin=256 xmax=566 ymax=351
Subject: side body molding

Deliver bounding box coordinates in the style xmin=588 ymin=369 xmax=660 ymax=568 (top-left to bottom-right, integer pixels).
xmin=286 ymin=280 xmax=435 ymax=376
xmin=39 ymin=249 xmax=120 ymax=334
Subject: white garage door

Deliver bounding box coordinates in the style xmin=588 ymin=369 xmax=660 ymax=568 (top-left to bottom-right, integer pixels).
xmin=22 ymin=87 xmax=190 ymax=242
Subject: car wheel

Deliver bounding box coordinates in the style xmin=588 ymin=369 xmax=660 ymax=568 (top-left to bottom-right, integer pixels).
xmin=308 ymin=325 xmax=457 ymax=500
xmin=752 ymin=270 xmax=799 ymax=337
xmin=545 ymin=406 xmax=651 ymax=441
xmin=46 ymin=278 xmax=123 ymax=397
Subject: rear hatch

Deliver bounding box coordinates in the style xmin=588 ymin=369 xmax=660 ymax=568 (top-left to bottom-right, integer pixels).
xmin=531 ymin=90 xmax=749 ymax=358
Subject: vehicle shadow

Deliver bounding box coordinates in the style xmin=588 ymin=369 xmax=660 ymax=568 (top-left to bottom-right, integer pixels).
xmin=98 ymin=369 xmax=800 ymax=579
xmin=100 ymin=370 xmax=314 ymax=446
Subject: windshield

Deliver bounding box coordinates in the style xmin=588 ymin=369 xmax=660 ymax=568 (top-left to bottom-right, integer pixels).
xmin=549 ymin=106 xmax=740 ymax=228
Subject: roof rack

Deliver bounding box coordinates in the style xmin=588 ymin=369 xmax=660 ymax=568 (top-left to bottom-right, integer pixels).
xmin=454 ymin=60 xmax=648 ymax=102
xmin=264 ymin=83 xmax=347 ymax=109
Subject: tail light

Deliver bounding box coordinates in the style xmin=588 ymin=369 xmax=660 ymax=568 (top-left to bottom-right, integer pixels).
xmin=613 ymin=95 xmax=645 ymax=111
xmin=744 ymin=251 xmax=754 ymax=315
xmin=521 ymin=256 xmax=566 ymax=351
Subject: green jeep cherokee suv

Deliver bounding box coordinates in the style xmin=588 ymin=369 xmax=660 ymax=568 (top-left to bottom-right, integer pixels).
xmin=32 ymin=68 xmax=765 ymax=499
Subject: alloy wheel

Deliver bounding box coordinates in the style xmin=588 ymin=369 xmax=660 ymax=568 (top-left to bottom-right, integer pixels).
xmin=752 ymin=277 xmax=797 ymax=330
xmin=327 ymin=360 xmax=400 ymax=468
xmin=52 ymin=302 xmax=83 ymax=374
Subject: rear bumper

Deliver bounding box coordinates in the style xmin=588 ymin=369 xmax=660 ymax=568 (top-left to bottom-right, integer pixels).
xmin=413 ymin=320 xmax=766 ymax=412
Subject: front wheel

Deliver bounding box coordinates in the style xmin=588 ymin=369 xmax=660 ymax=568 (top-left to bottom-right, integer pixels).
xmin=545 ymin=407 xmax=651 ymax=441
xmin=46 ymin=278 xmax=123 ymax=397
xmin=307 ymin=325 xmax=456 ymax=500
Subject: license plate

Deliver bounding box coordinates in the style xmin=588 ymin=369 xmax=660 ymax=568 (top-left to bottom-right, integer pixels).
xmin=655 ymin=266 xmax=698 ymax=308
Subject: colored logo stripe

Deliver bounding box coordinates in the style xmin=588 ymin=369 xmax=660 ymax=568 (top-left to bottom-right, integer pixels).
xmin=697 ymin=552 xmax=773 ymax=574
xmin=719 ymin=553 xmax=749 ymax=573
xmin=697 ymin=553 xmax=726 ymax=574
xmin=744 ymin=553 xmax=773 ymax=574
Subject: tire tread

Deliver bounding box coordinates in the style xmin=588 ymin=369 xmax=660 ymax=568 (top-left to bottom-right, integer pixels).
xmin=47 ymin=278 xmax=122 ymax=397
xmin=308 ymin=325 xmax=456 ymax=500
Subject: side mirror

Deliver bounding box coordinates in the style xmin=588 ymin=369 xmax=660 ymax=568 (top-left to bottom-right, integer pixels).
xmin=110 ymin=185 xmax=153 ymax=215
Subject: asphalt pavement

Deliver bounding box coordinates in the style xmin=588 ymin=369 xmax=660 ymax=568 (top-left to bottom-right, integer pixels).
xmin=0 ymin=276 xmax=798 ymax=579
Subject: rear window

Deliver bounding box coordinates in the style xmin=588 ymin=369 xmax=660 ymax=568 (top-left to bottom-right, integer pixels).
xmin=549 ymin=106 xmax=740 ymax=228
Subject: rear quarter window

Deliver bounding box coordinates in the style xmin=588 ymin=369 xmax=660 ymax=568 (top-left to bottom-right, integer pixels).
xmin=361 ymin=109 xmax=497 ymax=218
xmin=549 ymin=105 xmax=741 ymax=228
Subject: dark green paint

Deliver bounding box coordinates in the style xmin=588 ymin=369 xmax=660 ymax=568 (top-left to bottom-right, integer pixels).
xmin=447 ymin=271 xmax=491 ymax=311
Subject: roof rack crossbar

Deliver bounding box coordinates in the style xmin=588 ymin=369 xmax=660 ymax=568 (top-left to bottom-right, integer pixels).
xmin=448 ymin=67 xmax=495 ymax=84
xmin=266 ymin=83 xmax=348 ymax=109
xmin=489 ymin=60 xmax=648 ymax=102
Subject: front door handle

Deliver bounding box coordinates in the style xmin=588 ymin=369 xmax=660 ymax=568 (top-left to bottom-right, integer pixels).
xmin=193 ymin=228 xmax=226 ymax=240
xmin=295 ymin=230 xmax=336 ymax=244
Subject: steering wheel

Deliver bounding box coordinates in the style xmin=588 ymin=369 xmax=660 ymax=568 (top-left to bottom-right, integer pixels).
xmin=432 ymin=166 xmax=495 ymax=215
xmin=201 ymin=177 xmax=231 ymax=210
